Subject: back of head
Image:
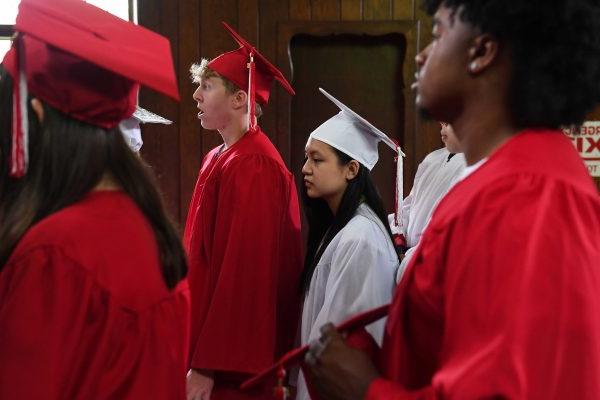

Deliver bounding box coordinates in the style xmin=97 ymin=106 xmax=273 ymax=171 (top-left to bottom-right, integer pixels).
xmin=0 ymin=0 xmax=186 ymax=287
xmin=423 ymin=0 xmax=600 ymax=129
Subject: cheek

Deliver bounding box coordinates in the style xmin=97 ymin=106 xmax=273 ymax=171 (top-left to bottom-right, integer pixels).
xmin=312 ymin=167 xmax=344 ymax=193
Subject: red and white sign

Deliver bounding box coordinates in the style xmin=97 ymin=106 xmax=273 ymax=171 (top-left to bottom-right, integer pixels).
xmin=564 ymin=121 xmax=600 ymax=177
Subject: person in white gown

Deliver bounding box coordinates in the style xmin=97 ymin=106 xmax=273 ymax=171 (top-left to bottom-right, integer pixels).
xmin=393 ymin=122 xmax=465 ymax=281
xmin=297 ymin=88 xmax=400 ymax=400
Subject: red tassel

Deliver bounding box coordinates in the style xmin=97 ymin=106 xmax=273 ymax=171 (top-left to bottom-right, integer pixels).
xmin=247 ymin=51 xmax=257 ymax=132
xmin=9 ymin=36 xmax=28 ymax=178
xmin=273 ymin=366 xmax=290 ymax=400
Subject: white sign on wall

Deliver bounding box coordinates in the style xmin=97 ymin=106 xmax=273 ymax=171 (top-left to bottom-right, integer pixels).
xmin=564 ymin=121 xmax=600 ymax=177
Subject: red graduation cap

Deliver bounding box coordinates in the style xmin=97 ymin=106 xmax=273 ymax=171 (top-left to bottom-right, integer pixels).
xmin=240 ymin=304 xmax=390 ymax=398
xmin=208 ymin=22 xmax=295 ymax=130
xmin=2 ymin=0 xmax=179 ymax=177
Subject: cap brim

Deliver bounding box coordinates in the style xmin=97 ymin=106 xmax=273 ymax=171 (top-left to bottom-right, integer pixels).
xmin=133 ymin=106 xmax=173 ymax=124
xmin=240 ymin=303 xmax=390 ymax=390
xmin=319 ymin=88 xmax=404 ymax=156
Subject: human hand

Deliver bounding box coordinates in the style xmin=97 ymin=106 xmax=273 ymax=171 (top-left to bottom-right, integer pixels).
xmin=305 ymin=324 xmax=380 ymax=400
xmin=186 ymin=369 xmax=214 ymax=400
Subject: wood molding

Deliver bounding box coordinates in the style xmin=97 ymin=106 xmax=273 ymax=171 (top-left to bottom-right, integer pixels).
xmin=276 ymin=20 xmax=421 ymax=193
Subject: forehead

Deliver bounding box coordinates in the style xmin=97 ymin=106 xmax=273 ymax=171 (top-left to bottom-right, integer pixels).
xmin=198 ymin=75 xmax=224 ymax=86
xmin=305 ymin=137 xmax=335 ymax=154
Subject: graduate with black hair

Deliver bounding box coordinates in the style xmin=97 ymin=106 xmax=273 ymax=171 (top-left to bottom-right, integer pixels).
xmin=0 ymin=0 xmax=189 ymax=398
xmin=297 ymin=88 xmax=401 ymax=399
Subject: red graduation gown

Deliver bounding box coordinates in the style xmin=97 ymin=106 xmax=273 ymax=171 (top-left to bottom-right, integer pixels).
xmin=183 ymin=127 xmax=303 ymax=398
xmin=367 ymin=130 xmax=600 ymax=399
xmin=0 ymin=191 xmax=190 ymax=399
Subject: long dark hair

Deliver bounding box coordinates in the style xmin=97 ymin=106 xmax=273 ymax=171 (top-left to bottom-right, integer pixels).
xmin=300 ymin=147 xmax=398 ymax=294
xmin=0 ymin=66 xmax=187 ymax=289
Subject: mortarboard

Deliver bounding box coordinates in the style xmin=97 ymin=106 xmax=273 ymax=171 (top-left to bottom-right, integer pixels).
xmin=309 ymin=88 xmax=406 ymax=228
xmin=207 ymin=22 xmax=295 ymax=130
xmin=240 ymin=304 xmax=390 ymax=398
xmin=1 ymin=0 xmax=179 ymax=177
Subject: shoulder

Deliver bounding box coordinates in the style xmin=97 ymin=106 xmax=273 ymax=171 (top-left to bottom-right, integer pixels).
xmin=420 ymin=147 xmax=449 ymax=167
xmin=16 ymin=191 xmax=146 ymax=253
xmin=337 ymin=205 xmax=393 ymax=249
xmin=227 ymin=129 xmax=285 ymax=164
xmin=221 ymin=152 xmax=292 ymax=183
xmin=9 ymin=192 xmax=172 ymax=310
xmin=431 ymin=161 xmax=600 ymax=243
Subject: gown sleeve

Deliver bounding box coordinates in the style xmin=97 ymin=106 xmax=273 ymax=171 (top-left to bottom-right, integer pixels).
xmin=190 ymin=154 xmax=301 ymax=374
xmin=366 ymin=176 xmax=600 ymax=399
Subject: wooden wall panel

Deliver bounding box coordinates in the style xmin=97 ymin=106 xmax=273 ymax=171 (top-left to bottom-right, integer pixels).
xmin=289 ymin=0 xmax=311 ymax=20
xmin=341 ymin=0 xmax=362 ymax=21
xmin=311 ymin=0 xmax=340 ymax=21
xmin=138 ymin=0 xmax=181 ymax=222
xmin=364 ymin=0 xmax=392 ymax=20
xmin=238 ymin=0 xmax=260 ymax=46
xmin=177 ymin=0 xmax=201 ymax=226
xmin=394 ymin=0 xmax=414 ymax=19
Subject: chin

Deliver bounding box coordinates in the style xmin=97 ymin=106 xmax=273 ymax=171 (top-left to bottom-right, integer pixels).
xmin=200 ymin=120 xmax=217 ymax=131
xmin=305 ymin=189 xmax=320 ymax=199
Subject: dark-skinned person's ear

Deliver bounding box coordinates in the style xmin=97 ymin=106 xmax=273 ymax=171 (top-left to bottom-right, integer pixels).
xmin=468 ymin=33 xmax=500 ymax=74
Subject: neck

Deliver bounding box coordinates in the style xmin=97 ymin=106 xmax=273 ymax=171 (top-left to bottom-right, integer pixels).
xmin=219 ymin=114 xmax=250 ymax=149
xmin=451 ymin=92 xmax=517 ymax=166
xmin=93 ymin=172 xmax=120 ymax=191
xmin=325 ymin=191 xmax=345 ymax=216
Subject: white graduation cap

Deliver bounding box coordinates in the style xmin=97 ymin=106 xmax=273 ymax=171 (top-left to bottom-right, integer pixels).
xmin=309 ymin=87 xmax=406 ymax=228
xmin=119 ymin=106 xmax=172 ymax=153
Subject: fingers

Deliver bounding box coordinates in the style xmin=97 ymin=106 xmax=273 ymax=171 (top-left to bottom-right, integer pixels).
xmin=305 ymin=323 xmax=345 ymax=367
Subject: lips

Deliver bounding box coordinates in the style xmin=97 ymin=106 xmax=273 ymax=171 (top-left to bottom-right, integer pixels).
xmin=411 ymin=72 xmax=419 ymax=90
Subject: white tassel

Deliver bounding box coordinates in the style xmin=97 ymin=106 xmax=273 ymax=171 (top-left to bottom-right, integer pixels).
xmin=395 ymin=146 xmax=405 ymax=229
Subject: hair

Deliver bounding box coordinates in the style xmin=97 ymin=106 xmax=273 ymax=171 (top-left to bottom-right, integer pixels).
xmin=190 ymin=58 xmax=263 ymax=118
xmin=0 ymin=66 xmax=187 ymax=289
xmin=422 ymin=0 xmax=600 ymax=129
xmin=299 ymin=147 xmax=399 ymax=294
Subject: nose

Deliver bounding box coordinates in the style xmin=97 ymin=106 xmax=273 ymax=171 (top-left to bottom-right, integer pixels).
xmin=415 ymin=42 xmax=431 ymax=68
xmin=301 ymin=158 xmax=311 ymax=175
xmin=192 ymin=86 xmax=202 ymax=102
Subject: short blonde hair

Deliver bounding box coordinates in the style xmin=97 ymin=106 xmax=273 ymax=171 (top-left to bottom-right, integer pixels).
xmin=190 ymin=59 xmax=263 ymax=118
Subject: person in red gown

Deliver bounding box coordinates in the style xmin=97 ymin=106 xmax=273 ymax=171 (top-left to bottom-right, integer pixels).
xmin=184 ymin=22 xmax=303 ymax=400
xmin=303 ymin=0 xmax=600 ymax=399
xmin=0 ymin=0 xmax=189 ymax=399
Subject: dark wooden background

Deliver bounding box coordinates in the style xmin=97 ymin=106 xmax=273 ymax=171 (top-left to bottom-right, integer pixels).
xmin=137 ymin=0 xmax=440 ymax=229
xmin=136 ymin=0 xmax=600 ymax=229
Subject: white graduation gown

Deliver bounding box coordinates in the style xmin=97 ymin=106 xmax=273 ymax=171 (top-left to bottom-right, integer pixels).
xmin=397 ymin=148 xmax=465 ymax=280
xmin=297 ymin=203 xmax=399 ymax=400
